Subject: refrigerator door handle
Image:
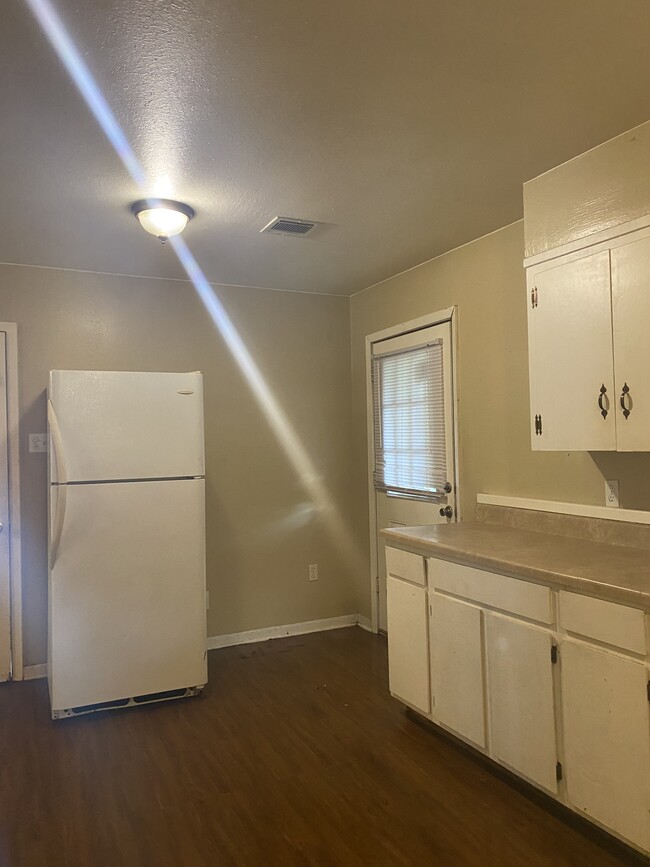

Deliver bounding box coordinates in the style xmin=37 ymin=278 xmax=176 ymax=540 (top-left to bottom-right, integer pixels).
xmin=48 ymin=399 xmax=68 ymax=485
xmin=48 ymin=400 xmax=68 ymax=569
xmin=49 ymin=483 xmax=67 ymax=569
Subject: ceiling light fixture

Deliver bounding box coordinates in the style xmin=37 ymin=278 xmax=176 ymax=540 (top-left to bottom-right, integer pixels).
xmin=131 ymin=198 xmax=195 ymax=243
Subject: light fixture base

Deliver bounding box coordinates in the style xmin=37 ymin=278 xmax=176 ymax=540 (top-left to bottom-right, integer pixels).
xmin=131 ymin=198 xmax=195 ymax=241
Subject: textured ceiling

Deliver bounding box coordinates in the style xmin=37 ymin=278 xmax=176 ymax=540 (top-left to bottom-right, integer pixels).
xmin=1 ymin=0 xmax=650 ymax=295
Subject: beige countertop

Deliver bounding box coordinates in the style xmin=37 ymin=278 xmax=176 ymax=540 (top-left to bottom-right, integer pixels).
xmin=381 ymin=522 xmax=650 ymax=610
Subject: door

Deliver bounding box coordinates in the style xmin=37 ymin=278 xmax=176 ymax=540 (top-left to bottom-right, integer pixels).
xmin=528 ymin=250 xmax=616 ymax=451
xmin=485 ymin=613 xmax=558 ymax=792
xmin=49 ymin=478 xmax=207 ymax=710
xmin=0 ymin=333 xmax=10 ymax=681
xmin=386 ymin=576 xmax=430 ymax=714
xmin=430 ymin=593 xmax=485 ymax=747
xmin=48 ymin=370 xmax=204 ymax=482
xmin=372 ymin=320 xmax=456 ymax=631
xmin=611 ymin=233 xmax=650 ymax=450
xmin=561 ymin=640 xmax=650 ymax=851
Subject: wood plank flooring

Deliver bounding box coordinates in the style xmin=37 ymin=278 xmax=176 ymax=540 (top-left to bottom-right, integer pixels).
xmin=0 ymin=627 xmax=643 ymax=866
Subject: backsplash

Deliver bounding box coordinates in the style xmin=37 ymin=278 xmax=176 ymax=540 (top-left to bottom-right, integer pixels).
xmin=475 ymin=502 xmax=650 ymax=551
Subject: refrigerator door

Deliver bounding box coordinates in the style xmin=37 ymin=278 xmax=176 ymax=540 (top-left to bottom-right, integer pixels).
xmin=49 ymin=370 xmax=204 ymax=483
xmin=49 ymin=478 xmax=207 ymax=712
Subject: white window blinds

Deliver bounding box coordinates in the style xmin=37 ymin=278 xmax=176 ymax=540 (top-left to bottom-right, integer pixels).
xmin=372 ymin=341 xmax=447 ymax=498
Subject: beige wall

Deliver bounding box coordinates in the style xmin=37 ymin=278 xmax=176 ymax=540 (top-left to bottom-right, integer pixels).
xmin=0 ymin=263 xmax=356 ymax=667
xmin=350 ymin=221 xmax=650 ymax=618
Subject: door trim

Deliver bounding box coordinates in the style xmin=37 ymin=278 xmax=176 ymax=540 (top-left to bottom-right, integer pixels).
xmin=365 ymin=307 xmax=460 ymax=633
xmin=0 ymin=323 xmax=22 ymax=680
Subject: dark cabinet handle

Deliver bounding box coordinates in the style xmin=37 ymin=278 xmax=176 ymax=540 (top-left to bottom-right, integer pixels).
xmin=598 ymin=384 xmax=609 ymax=419
xmin=439 ymin=506 xmax=453 ymax=519
xmin=620 ymin=383 xmax=632 ymax=419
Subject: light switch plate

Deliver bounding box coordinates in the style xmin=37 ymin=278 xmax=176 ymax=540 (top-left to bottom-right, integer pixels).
xmin=29 ymin=433 xmax=47 ymax=453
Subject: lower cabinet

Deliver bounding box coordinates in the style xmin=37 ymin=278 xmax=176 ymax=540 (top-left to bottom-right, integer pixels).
xmin=430 ymin=593 xmax=486 ymax=748
xmin=386 ymin=575 xmax=430 ymax=714
xmin=561 ymin=640 xmax=650 ymax=852
xmin=484 ymin=613 xmax=558 ymax=793
xmin=385 ymin=548 xmax=650 ymax=854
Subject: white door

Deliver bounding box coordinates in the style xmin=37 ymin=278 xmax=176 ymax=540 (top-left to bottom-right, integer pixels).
xmin=528 ymin=250 xmax=616 ymax=451
xmin=0 ymin=333 xmax=10 ymax=681
xmin=611 ymin=234 xmax=650 ymax=451
xmin=561 ymin=640 xmax=650 ymax=851
xmin=386 ymin=576 xmax=430 ymax=714
xmin=372 ymin=321 xmax=456 ymax=631
xmin=485 ymin=613 xmax=558 ymax=792
xmin=49 ymin=370 xmax=204 ymax=482
xmin=49 ymin=478 xmax=207 ymax=711
xmin=430 ymin=593 xmax=485 ymax=748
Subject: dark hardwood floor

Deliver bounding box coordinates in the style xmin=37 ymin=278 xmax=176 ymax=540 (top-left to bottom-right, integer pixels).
xmin=0 ymin=628 xmax=642 ymax=866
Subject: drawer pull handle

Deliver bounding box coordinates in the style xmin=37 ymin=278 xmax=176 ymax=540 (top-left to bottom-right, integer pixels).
xmin=620 ymin=383 xmax=632 ymax=419
xmin=598 ymin=384 xmax=609 ymax=419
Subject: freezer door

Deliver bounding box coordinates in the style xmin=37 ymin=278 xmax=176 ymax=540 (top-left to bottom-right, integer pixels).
xmin=49 ymin=370 xmax=204 ymax=482
xmin=49 ymin=478 xmax=207 ymax=711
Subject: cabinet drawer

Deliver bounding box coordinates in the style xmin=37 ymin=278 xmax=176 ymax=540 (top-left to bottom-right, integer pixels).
xmin=428 ymin=558 xmax=553 ymax=624
xmin=559 ymin=591 xmax=647 ymax=655
xmin=386 ymin=546 xmax=426 ymax=586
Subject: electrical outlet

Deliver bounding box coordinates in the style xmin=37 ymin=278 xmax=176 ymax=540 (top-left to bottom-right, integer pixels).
xmin=308 ymin=564 xmax=319 ymax=582
xmin=29 ymin=433 xmax=47 ymax=453
xmin=605 ymin=479 xmax=620 ymax=508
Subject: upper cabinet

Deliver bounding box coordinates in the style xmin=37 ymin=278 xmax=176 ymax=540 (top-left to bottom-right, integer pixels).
xmin=524 ymin=120 xmax=650 ymax=452
xmin=527 ymin=227 xmax=650 ymax=451
xmin=527 ymin=250 xmax=615 ymax=451
xmin=611 ymin=234 xmax=650 ymax=451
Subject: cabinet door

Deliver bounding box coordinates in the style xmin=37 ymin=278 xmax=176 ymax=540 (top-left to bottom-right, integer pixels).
xmin=561 ymin=640 xmax=650 ymax=851
xmin=386 ymin=576 xmax=430 ymax=714
xmin=430 ymin=593 xmax=485 ymax=748
xmin=485 ymin=613 xmax=558 ymax=792
xmin=528 ymin=250 xmax=616 ymax=451
xmin=611 ymin=234 xmax=650 ymax=450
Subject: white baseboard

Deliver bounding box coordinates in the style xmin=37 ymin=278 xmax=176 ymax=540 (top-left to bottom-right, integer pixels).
xmin=206 ymin=613 xmax=363 ymax=650
xmin=23 ymin=663 xmax=47 ymax=681
xmin=357 ymin=614 xmax=373 ymax=632
xmin=21 ymin=616 xmax=370 ymax=678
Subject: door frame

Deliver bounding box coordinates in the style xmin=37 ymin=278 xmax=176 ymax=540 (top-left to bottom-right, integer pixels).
xmin=365 ymin=307 xmax=460 ymax=633
xmin=0 ymin=322 xmax=22 ymax=680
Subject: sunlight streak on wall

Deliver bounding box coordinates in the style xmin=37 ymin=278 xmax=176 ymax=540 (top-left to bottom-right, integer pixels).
xmin=25 ymin=0 xmax=364 ymax=578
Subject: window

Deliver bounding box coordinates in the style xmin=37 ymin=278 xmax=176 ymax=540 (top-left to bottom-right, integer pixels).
xmin=372 ymin=340 xmax=447 ymax=499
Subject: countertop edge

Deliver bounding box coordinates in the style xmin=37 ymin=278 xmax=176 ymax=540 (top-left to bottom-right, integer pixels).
xmin=381 ymin=526 xmax=650 ymax=610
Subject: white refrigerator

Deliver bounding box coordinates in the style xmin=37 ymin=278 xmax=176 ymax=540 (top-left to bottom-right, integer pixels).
xmin=47 ymin=370 xmax=207 ymax=718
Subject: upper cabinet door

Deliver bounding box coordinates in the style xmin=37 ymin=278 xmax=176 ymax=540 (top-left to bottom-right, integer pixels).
xmin=611 ymin=234 xmax=650 ymax=451
xmin=528 ymin=251 xmax=616 ymax=451
xmin=49 ymin=370 xmax=205 ymax=482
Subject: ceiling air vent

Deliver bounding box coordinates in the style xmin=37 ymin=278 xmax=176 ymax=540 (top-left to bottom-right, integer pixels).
xmin=260 ymin=216 xmax=318 ymax=237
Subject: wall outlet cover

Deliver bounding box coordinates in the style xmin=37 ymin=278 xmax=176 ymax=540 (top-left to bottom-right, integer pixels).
xmin=308 ymin=564 xmax=319 ymax=582
xmin=605 ymin=479 xmax=620 ymax=508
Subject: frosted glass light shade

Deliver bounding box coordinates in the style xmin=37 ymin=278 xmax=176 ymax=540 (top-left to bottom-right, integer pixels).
xmin=131 ymin=199 xmax=194 ymax=240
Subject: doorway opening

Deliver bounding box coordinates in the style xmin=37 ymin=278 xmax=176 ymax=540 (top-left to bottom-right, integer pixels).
xmin=0 ymin=322 xmax=22 ymax=681
xmin=365 ymin=309 xmax=458 ymax=633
